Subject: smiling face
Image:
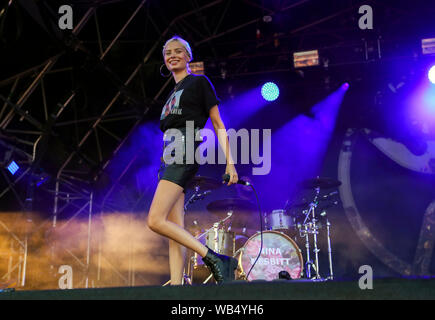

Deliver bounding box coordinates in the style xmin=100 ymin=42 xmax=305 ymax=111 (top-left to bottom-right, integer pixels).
xmin=163 ymin=40 xmax=190 ymax=73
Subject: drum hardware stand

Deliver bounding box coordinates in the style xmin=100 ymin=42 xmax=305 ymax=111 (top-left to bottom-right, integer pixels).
xmin=183 ymin=273 xmax=192 ymax=285
xmin=235 ymin=247 xmax=247 ymax=280
xmin=317 ymin=210 xmax=334 ymax=280
xmin=298 ymin=187 xmax=336 ymax=281
xmin=184 ymin=186 xmax=211 ymax=211
xmin=297 ymin=192 xmax=336 ymax=281
xmin=300 ymin=223 xmax=312 ymax=279
xmin=299 ymin=187 xmax=321 ymax=280
xmin=162 ymin=268 xmax=192 ymax=286
xmin=325 ymin=217 xmax=334 ymax=280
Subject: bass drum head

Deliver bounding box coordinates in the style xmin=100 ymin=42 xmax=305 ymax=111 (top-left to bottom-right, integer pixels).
xmin=240 ymin=231 xmax=303 ymax=281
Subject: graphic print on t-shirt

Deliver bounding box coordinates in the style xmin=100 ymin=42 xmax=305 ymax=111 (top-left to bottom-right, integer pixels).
xmin=160 ymin=89 xmax=184 ymax=120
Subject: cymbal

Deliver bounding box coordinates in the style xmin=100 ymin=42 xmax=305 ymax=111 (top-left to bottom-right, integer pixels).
xmin=300 ymin=177 xmax=342 ymax=189
xmin=206 ymin=198 xmax=257 ymax=214
xmin=206 ymin=199 xmax=257 ymax=229
xmin=186 ymin=175 xmax=221 ymax=190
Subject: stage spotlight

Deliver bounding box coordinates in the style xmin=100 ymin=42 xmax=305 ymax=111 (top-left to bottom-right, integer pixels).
xmin=7 ymin=161 xmax=19 ymax=175
xmin=261 ymin=82 xmax=280 ymax=101
xmin=428 ymin=65 xmax=435 ymax=84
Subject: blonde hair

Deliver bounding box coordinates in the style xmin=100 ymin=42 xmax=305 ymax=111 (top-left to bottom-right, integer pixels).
xmin=162 ymin=36 xmax=193 ymax=62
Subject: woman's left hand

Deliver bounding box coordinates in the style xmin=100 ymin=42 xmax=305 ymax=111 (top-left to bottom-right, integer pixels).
xmin=225 ymin=164 xmax=238 ymax=186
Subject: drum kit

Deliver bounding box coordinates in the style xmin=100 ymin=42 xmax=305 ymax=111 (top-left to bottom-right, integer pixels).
xmin=180 ymin=175 xmax=341 ymax=284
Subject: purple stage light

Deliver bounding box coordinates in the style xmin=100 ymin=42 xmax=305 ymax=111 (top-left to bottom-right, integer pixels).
xmin=429 ymin=65 xmax=435 ymax=84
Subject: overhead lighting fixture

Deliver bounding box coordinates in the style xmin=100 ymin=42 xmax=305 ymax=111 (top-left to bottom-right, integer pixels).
xmin=293 ymin=50 xmax=320 ymax=68
xmin=422 ymin=38 xmax=435 ymax=55
xmin=189 ymin=61 xmax=204 ymax=75
xmin=261 ymin=82 xmax=280 ymax=102
xmin=7 ymin=161 xmax=19 ymax=175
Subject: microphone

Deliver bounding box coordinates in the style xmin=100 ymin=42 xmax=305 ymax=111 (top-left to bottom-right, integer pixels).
xmin=222 ymin=174 xmax=251 ymax=186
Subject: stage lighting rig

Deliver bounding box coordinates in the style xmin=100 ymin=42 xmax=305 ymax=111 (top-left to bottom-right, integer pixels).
xmin=190 ymin=61 xmax=205 ymax=75
xmin=422 ymin=38 xmax=435 ymax=55
xmin=293 ymin=50 xmax=320 ymax=68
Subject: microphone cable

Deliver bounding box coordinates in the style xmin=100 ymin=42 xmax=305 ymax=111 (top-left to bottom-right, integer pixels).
xmin=244 ymin=183 xmax=263 ymax=281
xmin=221 ymin=174 xmax=263 ymax=280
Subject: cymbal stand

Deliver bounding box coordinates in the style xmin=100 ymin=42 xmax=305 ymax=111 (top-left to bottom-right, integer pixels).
xmin=301 ymin=222 xmax=312 ymax=279
xmin=325 ymin=216 xmax=334 ymax=280
xmin=184 ymin=185 xmax=211 ymax=211
xmin=300 ymin=187 xmax=322 ymax=280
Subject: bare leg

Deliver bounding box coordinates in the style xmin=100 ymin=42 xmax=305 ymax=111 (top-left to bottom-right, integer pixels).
xmin=167 ymin=193 xmax=186 ymax=285
xmin=148 ymin=179 xmax=208 ymax=262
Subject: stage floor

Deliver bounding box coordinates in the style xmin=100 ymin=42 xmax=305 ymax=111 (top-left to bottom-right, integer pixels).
xmin=1 ymin=278 xmax=435 ymax=300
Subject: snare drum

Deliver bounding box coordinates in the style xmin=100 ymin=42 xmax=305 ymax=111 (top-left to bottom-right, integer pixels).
xmin=264 ymin=210 xmax=295 ymax=230
xmin=238 ymin=230 xmax=303 ymax=281
xmin=194 ymin=226 xmax=235 ymax=268
xmin=192 ymin=226 xmax=235 ymax=283
xmin=205 ymin=226 xmax=235 ymax=256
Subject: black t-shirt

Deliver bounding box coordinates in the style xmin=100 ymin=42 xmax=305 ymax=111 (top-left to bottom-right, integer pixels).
xmin=159 ymin=74 xmax=220 ymax=132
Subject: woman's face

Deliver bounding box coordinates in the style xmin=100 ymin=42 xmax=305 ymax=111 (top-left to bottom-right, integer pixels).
xmin=163 ymin=41 xmax=190 ymax=73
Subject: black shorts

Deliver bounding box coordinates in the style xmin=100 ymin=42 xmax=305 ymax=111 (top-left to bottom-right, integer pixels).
xmin=157 ymin=128 xmax=201 ymax=192
xmin=158 ymin=161 xmax=199 ymax=193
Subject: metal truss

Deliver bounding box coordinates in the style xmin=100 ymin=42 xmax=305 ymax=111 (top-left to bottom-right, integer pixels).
xmin=0 ymin=218 xmax=27 ymax=287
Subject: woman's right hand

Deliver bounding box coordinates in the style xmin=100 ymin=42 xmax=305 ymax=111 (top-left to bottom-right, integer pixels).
xmin=225 ymin=164 xmax=238 ymax=186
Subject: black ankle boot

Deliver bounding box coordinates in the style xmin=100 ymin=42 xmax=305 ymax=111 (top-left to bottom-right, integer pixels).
xmin=202 ymin=247 xmax=238 ymax=284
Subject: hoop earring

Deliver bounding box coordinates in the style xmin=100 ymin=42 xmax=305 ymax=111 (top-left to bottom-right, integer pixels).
xmin=160 ymin=64 xmax=171 ymax=78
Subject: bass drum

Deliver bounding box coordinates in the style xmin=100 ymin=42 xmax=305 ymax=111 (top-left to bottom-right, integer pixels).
xmin=239 ymin=231 xmax=303 ymax=281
